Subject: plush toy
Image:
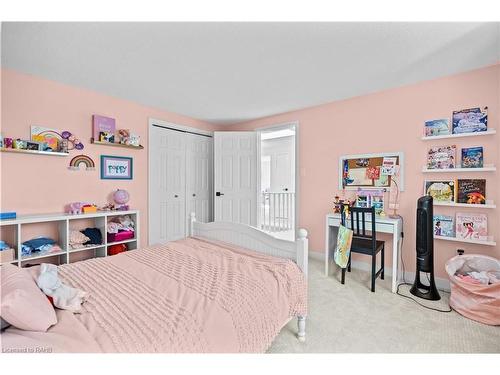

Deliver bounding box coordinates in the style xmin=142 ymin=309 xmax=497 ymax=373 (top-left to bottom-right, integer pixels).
xmin=68 ymin=202 xmax=85 ymax=215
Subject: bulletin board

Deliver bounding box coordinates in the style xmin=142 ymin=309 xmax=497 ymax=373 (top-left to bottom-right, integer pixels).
xmin=338 ymin=152 xmax=405 ymax=191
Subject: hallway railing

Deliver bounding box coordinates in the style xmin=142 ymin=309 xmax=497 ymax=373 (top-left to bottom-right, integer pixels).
xmin=261 ymin=192 xmax=295 ymax=232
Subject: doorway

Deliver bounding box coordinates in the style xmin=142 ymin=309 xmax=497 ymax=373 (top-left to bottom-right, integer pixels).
xmin=258 ymin=123 xmax=297 ymax=241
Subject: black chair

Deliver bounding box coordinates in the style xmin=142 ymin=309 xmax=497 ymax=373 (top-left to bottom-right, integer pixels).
xmin=340 ymin=205 xmax=385 ymax=292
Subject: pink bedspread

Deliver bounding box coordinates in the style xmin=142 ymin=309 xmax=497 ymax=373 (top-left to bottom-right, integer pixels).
xmin=1 ymin=237 xmax=307 ymax=353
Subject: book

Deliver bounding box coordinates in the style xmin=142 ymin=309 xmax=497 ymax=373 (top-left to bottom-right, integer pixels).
xmin=433 ymin=215 xmax=455 ymax=238
xmin=456 ymin=179 xmax=486 ymax=204
xmin=92 ymin=115 xmax=116 ymax=142
xmin=424 ymin=119 xmax=450 ymax=137
xmin=461 ymin=147 xmax=484 ymax=168
xmin=355 ymin=189 xmax=384 ymax=215
xmin=424 ymin=180 xmax=455 ymax=202
xmin=427 ymin=145 xmax=456 ymax=169
xmin=452 ymin=107 xmax=488 ymax=134
xmin=456 ymin=212 xmax=488 ymax=241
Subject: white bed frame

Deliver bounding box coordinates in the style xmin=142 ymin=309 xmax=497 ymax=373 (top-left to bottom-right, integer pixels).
xmin=189 ymin=213 xmax=308 ymax=342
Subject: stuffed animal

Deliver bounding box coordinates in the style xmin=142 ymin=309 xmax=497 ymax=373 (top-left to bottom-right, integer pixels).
xmin=68 ymin=202 xmax=85 ymax=215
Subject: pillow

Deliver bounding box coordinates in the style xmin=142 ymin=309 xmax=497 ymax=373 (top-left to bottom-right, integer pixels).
xmin=69 ymin=230 xmax=90 ymax=245
xmin=0 ymin=263 xmax=57 ymax=331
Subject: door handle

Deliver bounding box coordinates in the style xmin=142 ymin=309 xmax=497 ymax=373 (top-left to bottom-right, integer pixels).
xmin=216 ymin=192 xmax=224 ymax=197
xmin=283 ymin=188 xmax=289 ymax=191
xmin=192 ymin=194 xmax=196 ymax=197
xmin=174 ymin=194 xmax=179 ymax=198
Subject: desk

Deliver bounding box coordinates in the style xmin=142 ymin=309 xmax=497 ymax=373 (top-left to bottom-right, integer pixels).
xmin=325 ymin=213 xmax=403 ymax=293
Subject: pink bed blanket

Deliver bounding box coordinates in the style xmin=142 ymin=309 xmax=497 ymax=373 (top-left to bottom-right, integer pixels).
xmin=1 ymin=237 xmax=307 ymax=353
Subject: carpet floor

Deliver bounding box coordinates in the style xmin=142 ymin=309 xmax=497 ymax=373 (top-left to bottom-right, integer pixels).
xmin=268 ymin=259 xmax=500 ymax=353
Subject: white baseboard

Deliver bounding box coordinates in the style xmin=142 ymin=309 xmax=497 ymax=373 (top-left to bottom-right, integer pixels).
xmin=309 ymin=250 xmax=450 ymax=291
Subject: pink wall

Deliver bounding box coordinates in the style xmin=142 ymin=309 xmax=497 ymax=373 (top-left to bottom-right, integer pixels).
xmin=0 ymin=69 xmax=218 ymax=248
xmin=229 ymin=64 xmax=500 ymax=278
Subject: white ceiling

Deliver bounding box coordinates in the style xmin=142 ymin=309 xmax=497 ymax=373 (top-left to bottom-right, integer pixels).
xmin=2 ymin=22 xmax=499 ymax=125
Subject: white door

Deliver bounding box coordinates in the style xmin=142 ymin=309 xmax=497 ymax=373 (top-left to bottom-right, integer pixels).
xmin=214 ymin=131 xmax=258 ymax=226
xmin=186 ymin=133 xmax=213 ymax=225
xmin=149 ymin=126 xmax=186 ymax=244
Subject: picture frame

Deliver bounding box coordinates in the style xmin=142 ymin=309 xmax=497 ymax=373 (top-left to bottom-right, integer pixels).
xmin=100 ymin=155 xmax=133 ymax=180
xmin=26 ymin=141 xmax=41 ymax=151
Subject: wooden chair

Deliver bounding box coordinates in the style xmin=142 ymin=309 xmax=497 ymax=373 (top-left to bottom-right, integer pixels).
xmin=340 ymin=205 xmax=385 ymax=292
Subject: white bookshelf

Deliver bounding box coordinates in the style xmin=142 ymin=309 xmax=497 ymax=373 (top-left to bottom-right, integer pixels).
xmin=433 ymin=201 xmax=496 ymax=209
xmin=421 ymin=129 xmax=496 ymax=141
xmin=435 ymin=235 xmax=496 ymax=247
xmin=422 ymin=165 xmax=496 ymax=173
xmin=0 ymin=210 xmax=139 ymax=267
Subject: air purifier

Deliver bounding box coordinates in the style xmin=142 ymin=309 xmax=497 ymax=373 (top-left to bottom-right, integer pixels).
xmin=410 ymin=195 xmax=441 ymax=301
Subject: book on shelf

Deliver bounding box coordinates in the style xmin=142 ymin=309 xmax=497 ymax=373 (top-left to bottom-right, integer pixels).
xmin=427 ymin=145 xmax=456 ymax=169
xmin=433 ymin=215 xmax=454 ymax=238
xmin=456 ymin=179 xmax=486 ymax=205
xmin=424 ymin=180 xmax=455 ymax=203
xmin=424 ymin=119 xmax=450 ymax=137
xmin=461 ymin=147 xmax=484 ymax=168
xmin=455 ymin=212 xmax=488 ymax=241
xmin=92 ymin=115 xmax=116 ymax=143
xmin=452 ymin=107 xmax=488 ymax=134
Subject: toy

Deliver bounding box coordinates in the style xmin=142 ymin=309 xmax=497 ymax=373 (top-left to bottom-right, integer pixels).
xmin=117 ymin=129 xmax=131 ymax=145
xmin=61 ymin=131 xmax=84 ymax=150
xmin=68 ymin=202 xmax=85 ymax=215
xmin=113 ymin=189 xmax=130 ymax=210
xmin=82 ymin=204 xmax=98 ymax=213
xmin=3 ymin=137 xmax=13 ymax=148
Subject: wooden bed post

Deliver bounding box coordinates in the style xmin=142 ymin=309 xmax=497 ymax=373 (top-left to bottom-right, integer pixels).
xmin=189 ymin=212 xmax=196 ymax=237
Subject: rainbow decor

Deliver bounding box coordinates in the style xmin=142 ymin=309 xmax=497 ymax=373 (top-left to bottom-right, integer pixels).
xmin=69 ymin=154 xmax=95 ymax=171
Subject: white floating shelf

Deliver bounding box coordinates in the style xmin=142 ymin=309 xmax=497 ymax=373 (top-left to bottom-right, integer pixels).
xmin=0 ymin=147 xmax=69 ymax=156
xmin=433 ymin=201 xmax=496 ymax=209
xmin=421 ymin=129 xmax=496 ymax=140
xmin=422 ymin=166 xmax=496 ymax=173
xmin=435 ymin=235 xmax=496 ymax=246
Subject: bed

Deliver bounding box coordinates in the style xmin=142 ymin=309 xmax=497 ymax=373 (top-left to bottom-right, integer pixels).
xmin=1 ymin=214 xmax=308 ymax=353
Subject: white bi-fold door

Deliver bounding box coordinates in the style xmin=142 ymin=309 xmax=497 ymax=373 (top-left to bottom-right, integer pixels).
xmin=214 ymin=131 xmax=258 ymax=227
xmin=149 ymin=125 xmax=213 ymax=245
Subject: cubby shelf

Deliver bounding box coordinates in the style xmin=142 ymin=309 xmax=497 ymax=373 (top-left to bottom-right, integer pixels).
xmin=422 ymin=166 xmax=496 ymax=173
xmin=0 ymin=210 xmax=139 ymax=267
xmin=421 ymin=129 xmax=496 ymax=140
xmin=434 ymin=235 xmax=496 ymax=247
xmin=0 ymin=147 xmax=69 ymax=157
xmin=433 ymin=202 xmax=496 ymax=209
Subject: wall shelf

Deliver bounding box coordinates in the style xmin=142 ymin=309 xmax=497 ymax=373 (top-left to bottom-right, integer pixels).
xmin=435 ymin=235 xmax=496 ymax=247
xmin=0 ymin=148 xmax=69 ymax=157
xmin=91 ymin=139 xmax=144 ymax=149
xmin=422 ymin=166 xmax=496 ymax=173
xmin=433 ymin=201 xmax=496 ymax=209
xmin=421 ymin=129 xmax=496 ymax=141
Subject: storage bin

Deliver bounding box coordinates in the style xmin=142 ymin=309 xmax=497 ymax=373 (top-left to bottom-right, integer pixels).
xmin=107 ymin=230 xmax=134 ymax=243
xmin=445 ymin=254 xmax=500 ymax=325
xmin=0 ymin=248 xmax=15 ymax=262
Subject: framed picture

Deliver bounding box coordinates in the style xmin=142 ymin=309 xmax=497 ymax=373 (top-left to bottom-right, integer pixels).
xmin=100 ymin=155 xmax=133 ymax=180
xmin=26 ymin=141 xmax=41 ymax=151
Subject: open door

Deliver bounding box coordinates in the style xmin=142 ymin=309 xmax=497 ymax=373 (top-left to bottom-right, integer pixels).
xmin=214 ymin=131 xmax=258 ymax=226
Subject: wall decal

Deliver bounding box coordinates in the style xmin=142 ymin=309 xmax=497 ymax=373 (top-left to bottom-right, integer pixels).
xmin=69 ymin=154 xmax=95 ymax=171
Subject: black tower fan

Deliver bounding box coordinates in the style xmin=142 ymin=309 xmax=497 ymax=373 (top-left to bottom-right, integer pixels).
xmin=410 ymin=196 xmax=441 ymax=301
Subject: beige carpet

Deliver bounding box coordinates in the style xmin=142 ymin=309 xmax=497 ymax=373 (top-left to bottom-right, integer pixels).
xmin=269 ymin=259 xmax=500 ymax=353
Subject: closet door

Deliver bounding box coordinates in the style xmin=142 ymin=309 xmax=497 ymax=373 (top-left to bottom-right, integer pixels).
xmin=214 ymin=131 xmax=258 ymax=226
xmin=149 ymin=126 xmax=186 ymax=244
xmin=185 ymin=133 xmax=213 ymax=225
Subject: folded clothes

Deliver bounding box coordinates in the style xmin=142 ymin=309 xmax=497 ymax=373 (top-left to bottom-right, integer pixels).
xmin=81 ymin=227 xmax=102 ymax=245
xmin=22 ymin=243 xmax=62 ymax=257
xmin=22 ymin=237 xmax=55 ymax=250
xmin=0 ymin=240 xmax=12 ymax=251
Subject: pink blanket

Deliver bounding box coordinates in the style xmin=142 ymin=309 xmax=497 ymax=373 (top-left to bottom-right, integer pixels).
xmin=1 ymin=237 xmax=307 ymax=353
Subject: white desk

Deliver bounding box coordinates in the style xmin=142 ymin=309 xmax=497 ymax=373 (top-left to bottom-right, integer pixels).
xmin=325 ymin=213 xmax=403 ymax=293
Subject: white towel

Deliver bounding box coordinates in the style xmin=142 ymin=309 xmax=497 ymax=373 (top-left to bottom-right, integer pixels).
xmin=36 ymin=263 xmax=88 ymax=312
